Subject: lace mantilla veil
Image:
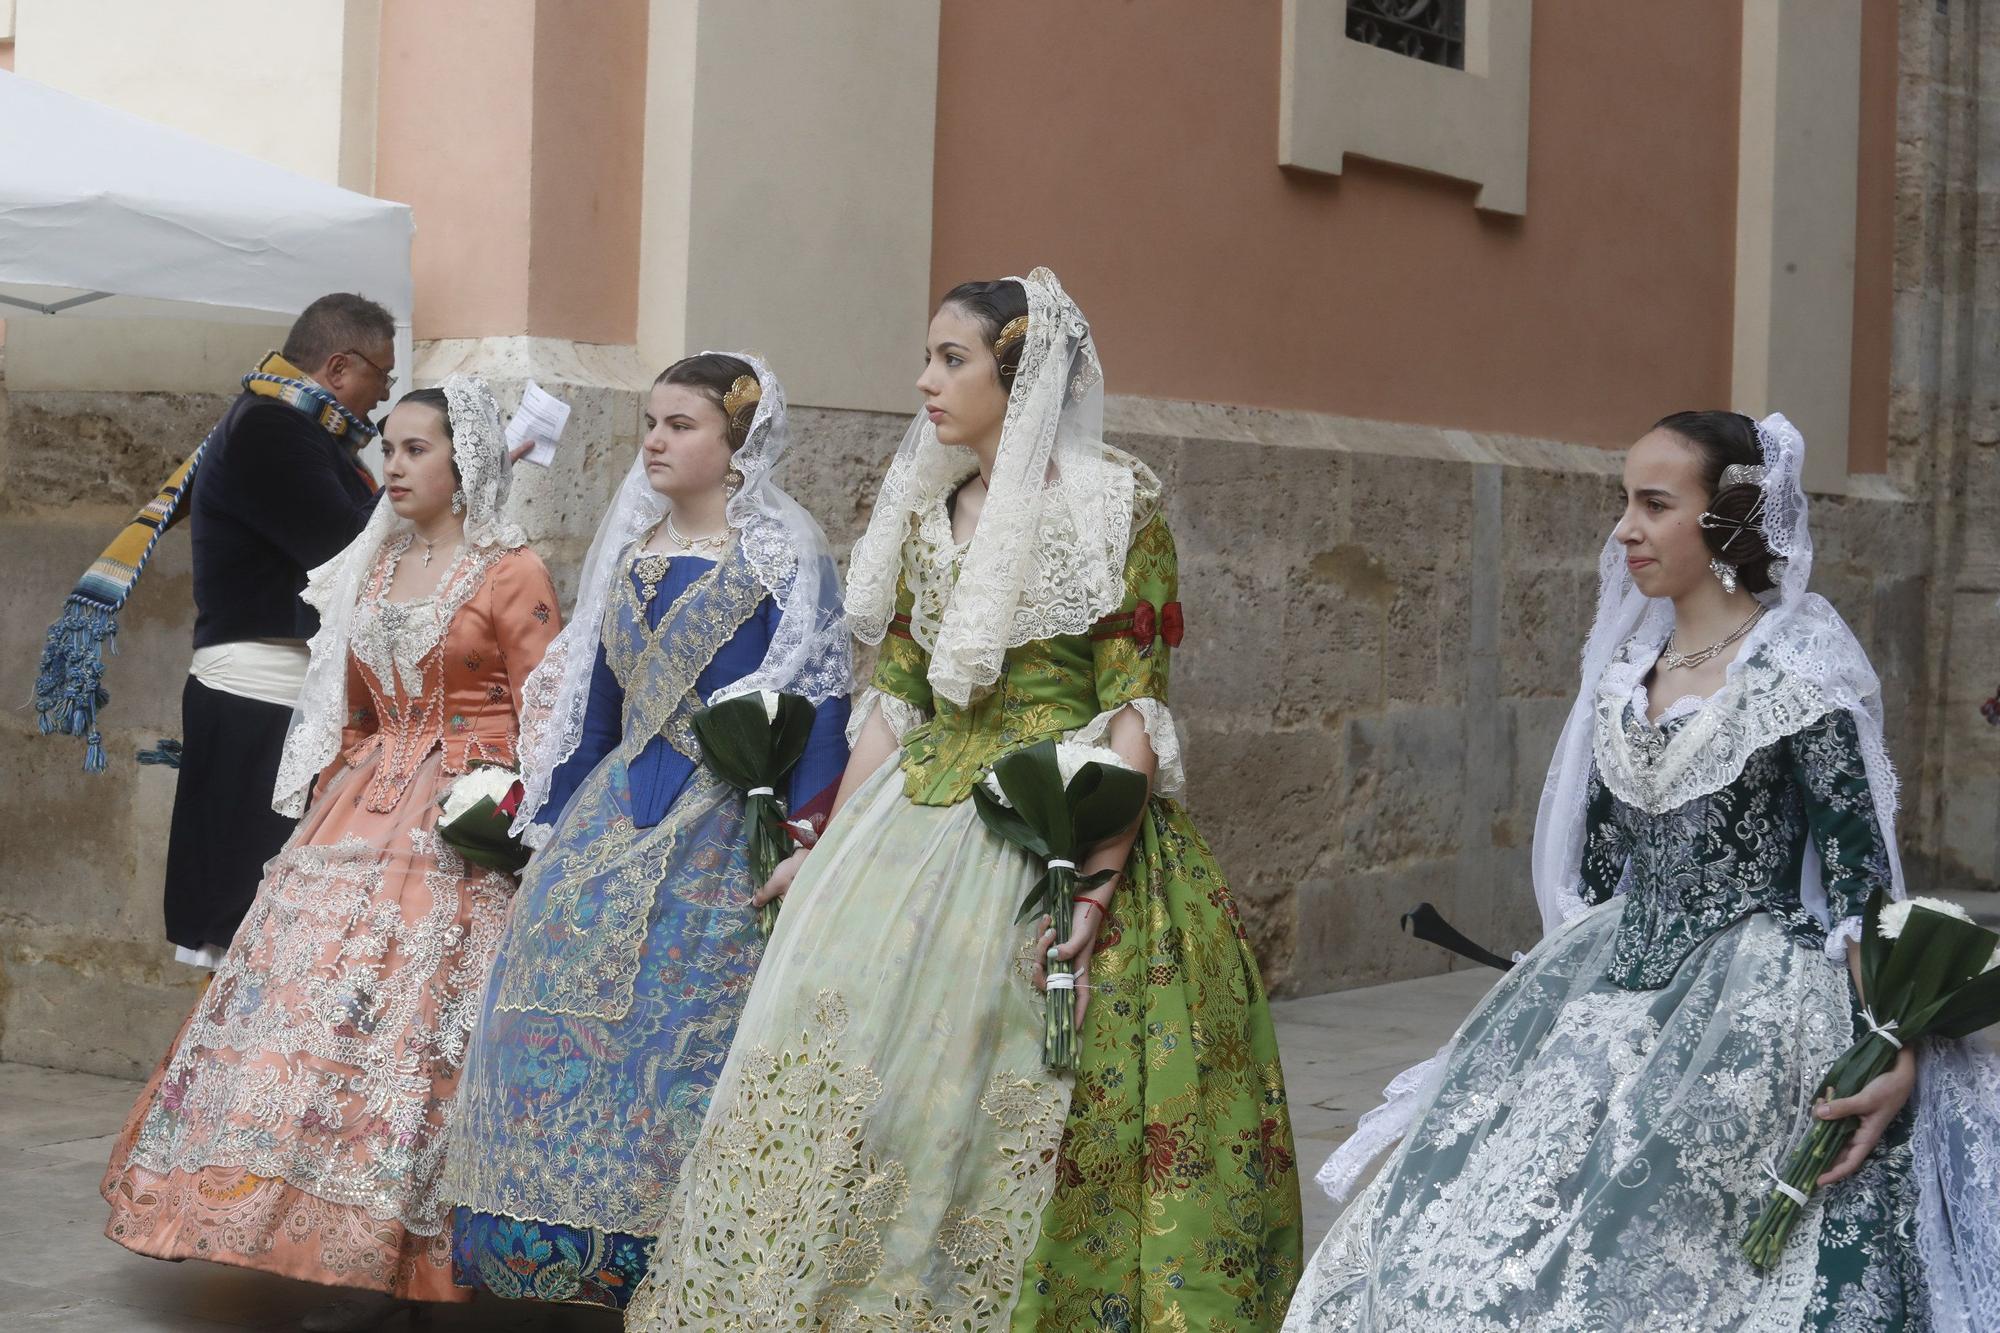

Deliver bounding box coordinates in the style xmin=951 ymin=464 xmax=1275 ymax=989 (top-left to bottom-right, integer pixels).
xmin=272 ymin=374 xmax=525 ymax=818
xmin=508 ymin=352 xmax=851 ymax=842
xmin=1312 ymin=413 xmax=2000 ymax=1328
xmin=844 ymin=266 xmax=1160 ymax=707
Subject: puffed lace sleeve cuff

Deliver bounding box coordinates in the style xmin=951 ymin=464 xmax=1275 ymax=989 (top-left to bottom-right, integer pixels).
xmin=1824 ymin=914 xmax=1865 ymax=961
xmin=848 ymin=687 xmax=926 ymax=746
xmin=1067 ymin=697 xmax=1184 ymax=800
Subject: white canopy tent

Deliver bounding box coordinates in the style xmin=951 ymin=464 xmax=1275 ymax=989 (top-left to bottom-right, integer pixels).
xmin=0 ymin=68 xmax=414 ymax=378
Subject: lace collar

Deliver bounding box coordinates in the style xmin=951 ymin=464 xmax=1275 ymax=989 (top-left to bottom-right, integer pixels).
xmin=1594 ymin=644 xmax=1830 ymax=815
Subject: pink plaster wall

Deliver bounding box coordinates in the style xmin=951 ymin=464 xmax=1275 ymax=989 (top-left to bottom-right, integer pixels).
xmin=376 ymin=0 xmax=535 ymax=337
xmin=374 ymin=0 xmax=645 ymax=344
xmin=933 ymin=1 xmax=1742 ymax=451
xmin=526 ymin=0 xmax=646 ymax=345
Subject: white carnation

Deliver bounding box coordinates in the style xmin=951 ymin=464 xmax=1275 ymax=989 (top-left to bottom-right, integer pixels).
xmin=1055 ymin=741 xmax=1131 ymax=787
xmin=1877 ymin=895 xmax=1977 ymax=940
xmin=440 ymin=766 xmax=519 ymax=823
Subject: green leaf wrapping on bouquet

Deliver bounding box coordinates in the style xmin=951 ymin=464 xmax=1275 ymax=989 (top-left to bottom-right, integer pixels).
xmin=970 ymin=785 xmax=1051 ymax=862
xmin=1860 ymin=885 xmax=1891 ymax=990
xmin=691 ymin=693 xmax=817 ymax=791
xmin=1011 ymin=866 xmax=1116 ymax=926
xmin=1746 ymin=892 xmax=2000 ymax=1271
xmin=773 ymin=694 xmax=816 ymax=768
xmin=1877 ymin=905 xmax=1996 ymax=1024
xmin=992 ymin=740 xmax=1074 ymax=849
xmin=1922 ymin=966 xmax=2000 ymax=1039
xmin=1068 ymin=762 xmax=1151 ymax=846
xmin=438 ymin=795 xmax=531 ymax=873
xmin=969 ymin=739 xmax=1150 ymax=1076
xmin=690 ymin=693 xmax=819 ymax=941
xmin=1014 ymin=869 xmax=1054 ymax=926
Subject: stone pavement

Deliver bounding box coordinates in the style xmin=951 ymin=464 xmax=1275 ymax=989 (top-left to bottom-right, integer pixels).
xmin=0 ymin=967 xmax=1494 ymax=1330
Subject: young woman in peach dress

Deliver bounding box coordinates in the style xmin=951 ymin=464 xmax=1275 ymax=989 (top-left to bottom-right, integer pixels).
xmin=101 ymin=376 xmax=561 ymax=1332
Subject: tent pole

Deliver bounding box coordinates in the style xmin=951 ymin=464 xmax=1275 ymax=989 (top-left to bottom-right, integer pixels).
xmin=0 ymin=291 xmax=114 ymax=315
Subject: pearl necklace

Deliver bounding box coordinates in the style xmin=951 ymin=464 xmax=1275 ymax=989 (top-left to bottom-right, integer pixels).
xmin=666 ymin=513 xmax=730 ymax=558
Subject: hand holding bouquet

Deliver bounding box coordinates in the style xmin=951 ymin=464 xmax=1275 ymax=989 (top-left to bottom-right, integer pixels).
xmin=1743 ymin=888 xmax=2000 ymax=1269
xmin=436 ymin=765 xmax=530 ymax=873
xmin=691 ymin=689 xmax=817 ymax=939
xmin=972 ymin=738 xmax=1150 ymax=1073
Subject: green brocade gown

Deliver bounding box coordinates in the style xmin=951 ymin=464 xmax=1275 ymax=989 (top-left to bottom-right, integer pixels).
xmin=625 ymin=512 xmax=1301 ymax=1332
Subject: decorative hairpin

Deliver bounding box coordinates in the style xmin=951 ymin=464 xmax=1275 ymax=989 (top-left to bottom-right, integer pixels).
xmin=723 ymin=374 xmax=761 ymax=425
xmin=993 ymin=315 xmax=1029 ymax=358
xmin=1698 ymin=483 xmax=1768 ymax=552
xmin=1719 ymin=463 xmax=1766 ymax=489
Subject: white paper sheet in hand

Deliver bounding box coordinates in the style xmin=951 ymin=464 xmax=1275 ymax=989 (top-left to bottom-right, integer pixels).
xmin=505 ymin=380 xmax=572 ymax=466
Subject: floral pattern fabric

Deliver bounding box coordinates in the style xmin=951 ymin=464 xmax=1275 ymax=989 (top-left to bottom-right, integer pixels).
xmin=101 ymin=546 xmax=561 ymax=1301
xmin=1284 ymin=682 xmax=1925 ymax=1332
xmin=628 ymin=508 xmax=1296 ymax=1331
xmin=444 ymin=551 xmax=849 ymax=1309
xmin=1583 ymin=699 xmax=1891 ymax=989
xmin=874 ymin=509 xmax=1301 ymax=1330
xmin=624 ymin=763 xmax=1070 ymax=1330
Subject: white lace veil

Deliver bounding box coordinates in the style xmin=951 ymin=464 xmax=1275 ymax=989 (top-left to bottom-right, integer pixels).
xmin=1530 ymin=412 xmax=1904 ymax=935
xmin=509 ymin=352 xmax=850 ymax=839
xmin=845 ymin=266 xmax=1158 ymax=707
xmin=1316 ymin=413 xmax=1913 ymax=1206
xmin=272 ymin=374 xmax=526 ymax=817
xmin=1522 ymin=415 xmax=1996 ymax=1322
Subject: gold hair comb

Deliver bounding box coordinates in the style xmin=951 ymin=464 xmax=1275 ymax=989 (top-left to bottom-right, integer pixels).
xmin=993 ymin=315 xmax=1029 ymax=358
xmin=723 ymin=374 xmax=761 ymax=424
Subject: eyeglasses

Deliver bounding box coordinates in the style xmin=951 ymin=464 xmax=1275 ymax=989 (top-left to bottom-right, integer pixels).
xmin=340 ymin=347 xmax=397 ymax=391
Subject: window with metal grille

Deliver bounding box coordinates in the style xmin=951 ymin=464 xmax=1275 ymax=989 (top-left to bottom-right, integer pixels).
xmin=1345 ymin=0 xmax=1466 ymax=70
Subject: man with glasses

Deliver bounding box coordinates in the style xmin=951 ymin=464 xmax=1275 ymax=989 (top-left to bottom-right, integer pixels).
xmin=160 ymin=293 xmax=396 ymax=968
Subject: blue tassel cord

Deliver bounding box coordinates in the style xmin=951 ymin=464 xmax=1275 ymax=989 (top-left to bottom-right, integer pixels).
xmin=32 ymin=598 xmax=118 ymax=773
xmin=136 ymin=739 xmax=183 ymax=769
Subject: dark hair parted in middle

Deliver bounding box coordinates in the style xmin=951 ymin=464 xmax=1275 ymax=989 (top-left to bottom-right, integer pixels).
xmin=938 ymin=279 xmax=1030 ymax=391
xmin=391 ymin=387 xmax=458 ymax=479
xmin=656 ymin=353 xmax=761 ymax=449
xmin=395 ymin=387 xmax=453 ymax=439
xmin=1654 ymin=409 xmax=1777 ymax=595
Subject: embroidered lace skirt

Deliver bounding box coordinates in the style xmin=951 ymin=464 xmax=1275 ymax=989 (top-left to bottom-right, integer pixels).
xmin=445 ymin=764 xmax=761 ymax=1309
xmin=624 ymin=759 xmax=1071 ymax=1331
xmin=101 ymin=748 xmax=513 ymax=1301
xmin=1282 ymin=903 xmax=1927 ymax=1332
xmin=1012 ymin=799 xmax=1303 ymax=1331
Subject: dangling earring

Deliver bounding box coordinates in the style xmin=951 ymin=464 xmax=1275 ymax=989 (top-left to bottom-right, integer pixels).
xmin=724 ymin=468 xmax=743 ymax=499
xmin=451 ymin=489 xmax=466 ymax=516
xmin=1709 ymin=557 xmax=1738 ymax=594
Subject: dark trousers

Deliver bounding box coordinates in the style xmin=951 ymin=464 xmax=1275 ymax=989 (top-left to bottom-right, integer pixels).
xmin=162 ymin=676 xmax=297 ymax=951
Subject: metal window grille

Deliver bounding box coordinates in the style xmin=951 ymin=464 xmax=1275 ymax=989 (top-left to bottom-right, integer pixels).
xmin=1345 ymin=0 xmax=1467 ymax=70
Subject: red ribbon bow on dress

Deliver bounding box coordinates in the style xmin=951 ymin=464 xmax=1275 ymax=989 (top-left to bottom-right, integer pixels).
xmin=1129 ymin=600 xmax=1185 ymax=649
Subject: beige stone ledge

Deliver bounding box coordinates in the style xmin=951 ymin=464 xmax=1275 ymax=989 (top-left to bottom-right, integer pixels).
xmin=1106 ymin=393 xmax=1914 ymax=502
xmin=413 ymin=336 xmax=654 ymax=392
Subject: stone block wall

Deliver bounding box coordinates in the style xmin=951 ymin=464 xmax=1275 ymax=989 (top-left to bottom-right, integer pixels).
xmin=0 ymin=372 xmax=1957 ymax=1077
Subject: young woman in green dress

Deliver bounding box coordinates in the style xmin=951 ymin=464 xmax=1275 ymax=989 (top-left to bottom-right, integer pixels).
xmin=625 ymin=268 xmax=1300 ymax=1332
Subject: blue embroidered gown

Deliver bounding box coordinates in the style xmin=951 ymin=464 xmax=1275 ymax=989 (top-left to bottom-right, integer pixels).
xmin=443 ymin=547 xmax=849 ymax=1307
